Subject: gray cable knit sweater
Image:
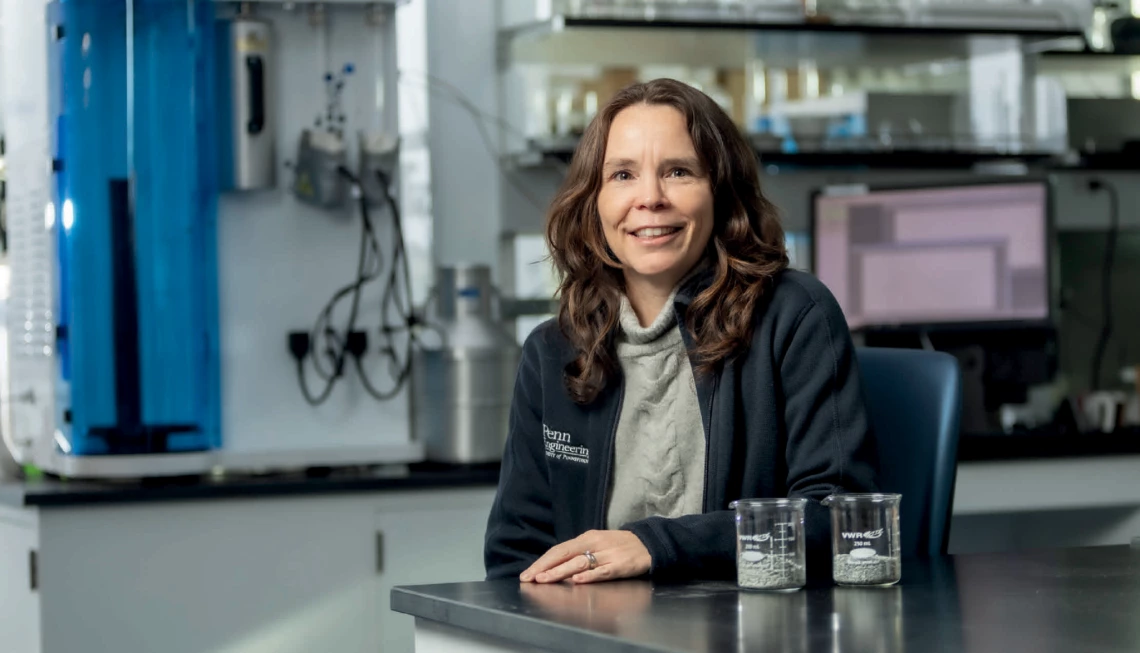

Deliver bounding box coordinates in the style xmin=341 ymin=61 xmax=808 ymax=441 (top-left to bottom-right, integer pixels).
xmin=605 ymin=290 xmax=706 ymax=530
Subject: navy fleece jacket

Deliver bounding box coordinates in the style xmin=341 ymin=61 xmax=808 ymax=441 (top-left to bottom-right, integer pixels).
xmin=484 ymin=269 xmax=879 ymax=581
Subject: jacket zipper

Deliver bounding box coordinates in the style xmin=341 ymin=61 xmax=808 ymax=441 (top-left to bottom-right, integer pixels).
xmin=596 ymin=383 xmax=624 ymax=529
xmin=701 ymin=376 xmax=716 ymax=513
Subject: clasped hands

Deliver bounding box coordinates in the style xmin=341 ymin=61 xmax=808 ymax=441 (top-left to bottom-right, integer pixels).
xmin=520 ymin=529 xmax=652 ymax=584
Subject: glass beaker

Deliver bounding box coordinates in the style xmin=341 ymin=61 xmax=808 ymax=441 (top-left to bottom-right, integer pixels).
xmin=730 ymin=498 xmax=808 ymax=591
xmin=821 ymin=493 xmax=902 ymax=587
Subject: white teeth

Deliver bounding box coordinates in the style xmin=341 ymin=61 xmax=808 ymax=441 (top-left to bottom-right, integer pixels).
xmin=634 ymin=227 xmax=679 ymax=238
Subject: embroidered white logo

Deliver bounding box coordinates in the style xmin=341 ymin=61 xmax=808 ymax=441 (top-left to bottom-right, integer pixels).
xmin=543 ymin=424 xmax=590 ymax=465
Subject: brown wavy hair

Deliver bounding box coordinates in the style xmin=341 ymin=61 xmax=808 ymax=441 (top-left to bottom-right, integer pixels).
xmin=545 ymin=78 xmax=788 ymax=405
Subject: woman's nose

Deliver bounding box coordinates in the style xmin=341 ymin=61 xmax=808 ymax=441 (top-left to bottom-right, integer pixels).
xmin=636 ymin=177 xmax=667 ymax=211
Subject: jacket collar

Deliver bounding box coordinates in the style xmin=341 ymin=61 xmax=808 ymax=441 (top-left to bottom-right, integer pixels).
xmin=674 ymin=259 xmax=716 ymax=309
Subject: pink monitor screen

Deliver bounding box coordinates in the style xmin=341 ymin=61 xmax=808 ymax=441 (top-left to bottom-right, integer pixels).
xmin=813 ymin=182 xmax=1049 ymax=329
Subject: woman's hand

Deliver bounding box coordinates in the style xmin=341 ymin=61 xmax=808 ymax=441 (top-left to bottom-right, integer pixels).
xmin=521 ymin=530 xmax=652 ymax=584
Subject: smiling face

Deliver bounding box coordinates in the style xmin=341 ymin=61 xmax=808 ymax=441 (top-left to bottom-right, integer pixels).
xmin=596 ymin=103 xmax=715 ymax=293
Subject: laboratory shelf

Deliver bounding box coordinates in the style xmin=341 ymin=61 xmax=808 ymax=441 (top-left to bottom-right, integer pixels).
xmin=508 ymin=136 xmax=1059 ymax=171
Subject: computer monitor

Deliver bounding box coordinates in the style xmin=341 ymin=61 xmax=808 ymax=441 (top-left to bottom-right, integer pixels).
xmin=812 ymin=180 xmax=1051 ymax=331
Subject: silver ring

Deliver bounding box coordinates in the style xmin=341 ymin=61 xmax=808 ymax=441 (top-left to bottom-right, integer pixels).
xmin=583 ymin=550 xmax=598 ymax=570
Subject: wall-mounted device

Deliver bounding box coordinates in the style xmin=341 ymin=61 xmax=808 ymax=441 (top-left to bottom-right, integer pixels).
xmin=291 ymin=63 xmax=356 ymax=208
xmin=359 ymin=131 xmax=399 ymax=206
xmin=292 ymin=129 xmax=347 ymax=208
xmin=218 ymin=14 xmax=275 ymax=191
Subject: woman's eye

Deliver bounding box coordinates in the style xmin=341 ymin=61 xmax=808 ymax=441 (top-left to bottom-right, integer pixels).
xmin=669 ymin=168 xmax=691 ymax=178
xmin=611 ymin=170 xmax=632 ymax=181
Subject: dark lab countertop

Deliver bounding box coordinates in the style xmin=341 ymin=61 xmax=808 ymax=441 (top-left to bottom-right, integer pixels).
xmin=958 ymin=426 xmax=1140 ymax=462
xmin=392 ymin=545 xmax=1140 ymax=653
xmin=2 ymin=427 xmax=1135 ymax=510
xmin=0 ymin=462 xmax=500 ymax=508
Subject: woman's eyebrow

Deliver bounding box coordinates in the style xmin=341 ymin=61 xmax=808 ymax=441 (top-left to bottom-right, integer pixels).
xmin=660 ymin=156 xmax=702 ymax=169
xmin=603 ymin=157 xmax=636 ymax=170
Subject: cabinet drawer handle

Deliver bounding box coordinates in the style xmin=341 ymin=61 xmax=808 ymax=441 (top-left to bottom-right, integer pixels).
xmin=376 ymin=531 xmax=384 ymax=575
xmin=29 ymin=550 xmax=38 ymax=591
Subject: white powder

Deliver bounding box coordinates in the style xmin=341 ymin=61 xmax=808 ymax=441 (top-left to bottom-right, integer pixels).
xmin=833 ymin=554 xmax=901 ymax=586
xmin=737 ymin=559 xmax=805 ymax=591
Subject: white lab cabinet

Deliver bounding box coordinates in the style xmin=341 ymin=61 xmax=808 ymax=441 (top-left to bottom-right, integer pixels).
xmin=0 ymin=507 xmax=41 ymax=653
xmin=0 ymin=487 xmax=495 ymax=653
xmin=375 ymin=503 xmax=495 ymax=653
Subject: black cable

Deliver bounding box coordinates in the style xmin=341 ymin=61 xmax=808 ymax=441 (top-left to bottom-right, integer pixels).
xmin=379 ymin=173 xmax=414 ymax=330
xmin=310 ymin=183 xmax=385 ymax=381
xmin=294 ymin=169 xmax=379 ymax=404
xmin=294 ymin=165 xmax=423 ymax=405
xmin=354 ymin=169 xmax=419 ymax=402
xmin=352 ymin=355 xmax=404 ymax=401
xmin=1089 ymin=179 xmax=1119 ymax=391
xmin=296 ymin=359 xmax=338 ymax=407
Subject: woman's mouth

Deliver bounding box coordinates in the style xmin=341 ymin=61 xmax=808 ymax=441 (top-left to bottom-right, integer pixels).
xmin=630 ymin=226 xmax=683 ymax=244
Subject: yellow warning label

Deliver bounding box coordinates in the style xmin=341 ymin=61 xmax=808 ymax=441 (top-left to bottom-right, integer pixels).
xmin=237 ymin=33 xmax=267 ymax=54
xmin=294 ymin=172 xmax=314 ymax=199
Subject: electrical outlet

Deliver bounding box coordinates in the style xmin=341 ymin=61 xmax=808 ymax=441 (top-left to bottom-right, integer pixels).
xmin=287 ymin=331 xmax=311 ymax=361
xmin=346 ymin=331 xmax=369 ymax=358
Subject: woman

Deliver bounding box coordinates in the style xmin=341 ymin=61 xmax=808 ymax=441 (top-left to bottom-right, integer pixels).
xmin=484 ymin=78 xmax=878 ymax=584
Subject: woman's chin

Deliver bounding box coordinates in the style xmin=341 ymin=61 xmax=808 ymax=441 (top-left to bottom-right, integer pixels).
xmin=625 ymin=260 xmax=692 ymax=285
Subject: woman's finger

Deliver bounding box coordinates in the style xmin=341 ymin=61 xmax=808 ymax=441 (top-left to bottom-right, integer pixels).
xmin=534 ymin=551 xmax=594 ymax=584
xmin=522 ymin=532 xmax=595 ymax=581
xmin=570 ymin=563 xmax=617 ymax=584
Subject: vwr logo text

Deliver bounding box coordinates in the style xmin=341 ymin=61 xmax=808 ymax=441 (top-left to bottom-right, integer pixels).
xmin=842 ymin=529 xmax=885 ymax=540
xmin=739 ymin=534 xmax=772 ymax=543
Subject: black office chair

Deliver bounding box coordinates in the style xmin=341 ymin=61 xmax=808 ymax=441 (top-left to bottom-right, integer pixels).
xmin=857 ymin=347 xmax=962 ymax=557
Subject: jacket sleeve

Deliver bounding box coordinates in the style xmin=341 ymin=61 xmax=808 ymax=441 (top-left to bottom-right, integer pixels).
xmin=625 ymin=296 xmax=878 ymax=581
xmin=483 ymin=330 xmax=558 ymax=580
xmin=624 ymin=512 xmax=737 ymax=580
xmin=779 ymin=299 xmax=879 ymax=569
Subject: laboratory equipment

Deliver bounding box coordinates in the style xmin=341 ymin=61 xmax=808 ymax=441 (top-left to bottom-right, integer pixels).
xmin=730 ymin=498 xmax=807 ymax=591
xmin=1066 ymin=99 xmax=1140 ymax=155
xmin=35 ymin=0 xmax=222 ymax=476
xmin=291 ymin=62 xmax=355 ymax=207
xmin=822 ymin=493 xmax=902 ymax=587
xmin=412 ymin=265 xmax=520 ymax=464
xmin=359 ymin=131 xmax=400 ymax=206
xmin=4 ymin=0 xmax=420 ymax=478
xmin=218 ymin=14 xmax=275 ymax=191
xmin=812 ymin=180 xmax=1052 ymax=330
xmin=756 ymin=92 xmax=962 ymax=151
xmin=813 ymin=180 xmax=1056 ymax=435
xmin=292 ymin=130 xmax=347 ymax=208
xmin=1113 ymin=15 xmax=1140 ymax=52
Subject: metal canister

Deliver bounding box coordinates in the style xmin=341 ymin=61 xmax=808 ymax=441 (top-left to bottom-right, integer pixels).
xmin=412 ymin=265 xmax=520 ymax=464
xmin=222 ymin=15 xmax=275 ymax=191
